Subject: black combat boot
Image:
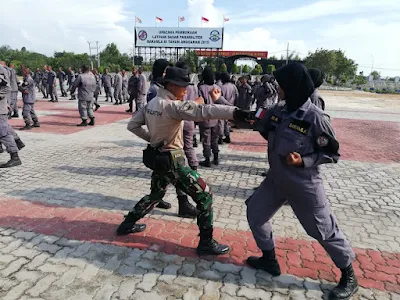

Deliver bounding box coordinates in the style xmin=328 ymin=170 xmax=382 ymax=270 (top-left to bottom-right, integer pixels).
xmin=94 ymin=103 xmax=101 ymax=111
xmin=197 ymin=228 xmax=230 ymax=256
xmin=33 ymin=121 xmax=40 ymax=128
xmin=11 ymin=113 xmax=19 ymax=118
xmin=193 ymin=135 xmax=198 ymax=148
xmin=246 ymin=248 xmax=282 ymax=276
xmin=156 ymin=200 xmax=172 ymax=209
xmin=218 ymin=137 xmax=223 ymax=145
xmin=329 ymin=264 xmax=359 ymax=300
xmin=0 ymin=152 xmax=22 ymax=168
xmin=88 ymin=117 xmax=95 ymax=126
xmin=125 ymin=109 xmax=132 ymax=113
xmin=223 ymin=136 xmax=231 ymax=143
xmin=199 ymin=158 xmax=211 ymax=167
xmin=178 ymin=195 xmax=199 ymax=219
xmin=20 ymin=124 xmax=32 ymax=130
xmin=77 ymin=119 xmax=88 ymax=127
xmin=213 ymin=153 xmax=219 ymax=165
xmin=113 ymin=102 xmax=119 ymax=105
xmin=15 ymin=139 xmax=25 ymax=150
xmin=116 ymin=212 xmax=146 ymax=236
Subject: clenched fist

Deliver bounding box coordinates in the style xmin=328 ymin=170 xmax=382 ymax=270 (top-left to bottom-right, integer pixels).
xmin=286 ymin=152 xmax=303 ymax=166
xmin=209 ymin=88 xmax=221 ymax=101
xmin=195 ymin=96 xmax=204 ymax=105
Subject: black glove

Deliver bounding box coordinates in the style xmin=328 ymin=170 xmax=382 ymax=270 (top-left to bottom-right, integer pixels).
xmin=233 ymin=109 xmax=255 ymax=129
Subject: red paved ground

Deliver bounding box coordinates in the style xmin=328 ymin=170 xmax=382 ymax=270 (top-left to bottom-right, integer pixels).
xmin=8 ymin=100 xmax=131 ymax=135
xmin=229 ymin=118 xmax=400 ymax=163
xmin=0 ymin=198 xmax=399 ymax=293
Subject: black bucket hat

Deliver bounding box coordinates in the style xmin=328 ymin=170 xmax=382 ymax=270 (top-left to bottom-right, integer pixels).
xmin=163 ymin=67 xmax=192 ymax=87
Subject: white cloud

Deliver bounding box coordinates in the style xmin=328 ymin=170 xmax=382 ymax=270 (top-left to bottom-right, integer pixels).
xmin=187 ymin=0 xmax=224 ymax=27
xmin=228 ymin=0 xmax=400 ymax=25
xmin=0 ymin=0 xmax=134 ymax=56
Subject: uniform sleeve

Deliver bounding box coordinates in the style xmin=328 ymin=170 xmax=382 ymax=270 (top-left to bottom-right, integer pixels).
xmin=165 ymin=101 xmax=236 ymax=122
xmin=127 ymin=107 xmax=151 ymax=142
xmin=302 ymin=115 xmax=340 ymax=168
xmin=70 ymin=75 xmax=81 ymax=94
xmin=255 ymin=105 xmax=276 ymax=141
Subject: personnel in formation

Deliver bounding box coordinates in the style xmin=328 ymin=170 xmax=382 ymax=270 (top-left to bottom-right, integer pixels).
xmin=256 ymin=75 xmax=276 ymax=110
xmin=247 ymin=63 xmax=358 ymax=300
xmin=116 ymin=67 xmax=250 ymax=255
xmin=70 ymin=65 xmax=96 ymax=127
xmin=33 ymin=68 xmax=42 ymax=92
xmin=19 ymin=68 xmax=40 ymax=130
xmin=102 ymin=68 xmax=113 ymax=102
xmin=0 ymin=63 xmax=24 ymax=168
xmin=41 ymin=65 xmax=49 ymax=99
xmin=126 ymin=67 xmax=139 ymax=113
xmin=58 ymin=67 xmax=67 ymax=97
xmin=92 ymin=69 xmax=101 ymax=111
xmin=7 ymin=63 xmax=19 ymax=118
xmin=121 ymin=69 xmax=129 ymax=103
xmin=308 ymin=68 xmax=326 ymax=110
xmin=113 ymin=68 xmax=123 ymax=105
xmin=47 ymin=66 xmax=58 ymax=102
xmin=237 ymin=76 xmax=253 ymax=110
xmin=219 ymin=72 xmax=238 ymax=143
xmin=136 ymin=67 xmax=147 ymax=110
xmin=67 ymin=67 xmax=76 ymax=100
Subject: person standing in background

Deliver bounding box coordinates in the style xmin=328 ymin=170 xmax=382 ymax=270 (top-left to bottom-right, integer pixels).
xmin=58 ymin=67 xmax=67 ymax=97
xmin=126 ymin=67 xmax=139 ymax=113
xmin=19 ymin=68 xmax=40 ymax=130
xmin=7 ymin=63 xmax=19 ymax=118
xmin=47 ymin=66 xmax=58 ymax=102
xmin=220 ymin=72 xmax=238 ymax=143
xmin=92 ymin=69 xmax=101 ymax=111
xmin=136 ymin=67 xmax=147 ymax=111
xmin=102 ymin=68 xmax=113 ymax=103
xmin=113 ymin=68 xmax=123 ymax=105
xmin=41 ymin=65 xmax=49 ymax=99
xmin=121 ymin=70 xmax=129 ymax=103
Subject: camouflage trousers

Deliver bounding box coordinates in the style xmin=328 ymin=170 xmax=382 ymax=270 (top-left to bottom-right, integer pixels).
xmin=129 ymin=164 xmax=213 ymax=230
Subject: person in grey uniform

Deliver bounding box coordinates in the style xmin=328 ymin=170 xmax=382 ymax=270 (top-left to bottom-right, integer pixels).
xmin=47 ymin=66 xmax=58 ymax=102
xmin=136 ymin=67 xmax=147 ymax=110
xmin=126 ymin=67 xmax=139 ymax=112
xmin=256 ymin=75 xmax=276 ymax=109
xmin=41 ymin=65 xmax=49 ymax=99
xmin=92 ymin=69 xmax=101 ymax=111
xmin=176 ymin=61 xmax=199 ymax=171
xmin=113 ymin=68 xmax=123 ymax=105
xmin=7 ymin=63 xmax=19 ymax=118
xmin=70 ymin=65 xmax=96 ymax=127
xmin=33 ymin=68 xmax=42 ymax=92
xmin=116 ymin=66 xmax=251 ymax=255
xmin=247 ymin=63 xmax=358 ymax=300
xmin=58 ymin=67 xmax=67 ymax=97
xmin=308 ymin=68 xmax=326 ymax=110
xmin=67 ymin=67 xmax=76 ymax=100
xmin=0 ymin=64 xmax=23 ymax=168
xmin=121 ymin=70 xmax=129 ymax=103
xmin=19 ymin=68 xmax=40 ymax=130
xmin=237 ymin=76 xmax=252 ymax=110
xmin=102 ymin=69 xmax=113 ymax=102
xmin=220 ymin=72 xmax=238 ymax=143
xmin=198 ymin=67 xmax=231 ymax=167
xmin=251 ymin=77 xmax=261 ymax=106
xmin=147 ymin=59 xmax=170 ymax=104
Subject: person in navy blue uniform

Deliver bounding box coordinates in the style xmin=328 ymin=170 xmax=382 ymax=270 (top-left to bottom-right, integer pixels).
xmin=246 ymin=63 xmax=358 ymax=300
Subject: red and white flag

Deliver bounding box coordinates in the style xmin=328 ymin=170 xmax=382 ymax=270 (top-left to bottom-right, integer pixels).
xmin=223 ymin=17 xmax=229 ymax=22
xmin=255 ymin=107 xmax=265 ymax=119
xmin=156 ymin=16 xmax=163 ymax=23
xmin=179 ymin=16 xmax=185 ymax=22
xmin=201 ymin=17 xmax=209 ymax=22
xmin=135 ymin=17 xmax=142 ymax=24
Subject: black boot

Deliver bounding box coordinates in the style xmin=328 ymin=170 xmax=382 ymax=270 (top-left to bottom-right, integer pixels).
xmin=246 ymin=249 xmax=281 ymax=276
xmin=88 ymin=117 xmax=95 ymax=126
xmin=156 ymin=200 xmax=172 ymax=209
xmin=15 ymin=139 xmax=25 ymax=150
xmin=329 ymin=264 xmax=359 ymax=300
xmin=77 ymin=119 xmax=87 ymax=127
xmin=197 ymin=228 xmax=230 ymax=256
xmin=223 ymin=136 xmax=231 ymax=143
xmin=125 ymin=109 xmax=132 ymax=113
xmin=0 ymin=152 xmax=22 ymax=168
xmin=33 ymin=121 xmax=40 ymax=128
xmin=178 ymin=195 xmax=199 ymax=219
xmin=199 ymin=158 xmax=211 ymax=167
xmin=20 ymin=124 xmax=32 ymax=130
xmin=94 ymin=104 xmax=101 ymax=112
xmin=193 ymin=135 xmax=198 ymax=148
xmin=218 ymin=137 xmax=223 ymax=145
xmin=116 ymin=212 xmax=146 ymax=236
xmin=113 ymin=102 xmax=119 ymax=105
xmin=213 ymin=153 xmax=219 ymax=165
xmin=11 ymin=113 xmax=19 ymax=118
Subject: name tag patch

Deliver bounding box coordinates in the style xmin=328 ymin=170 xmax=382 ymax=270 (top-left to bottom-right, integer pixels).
xmin=288 ymin=119 xmax=311 ymax=135
xmin=271 ymin=115 xmax=281 ymax=123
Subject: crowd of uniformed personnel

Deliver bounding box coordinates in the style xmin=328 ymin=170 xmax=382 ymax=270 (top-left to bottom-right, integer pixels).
xmin=0 ymin=57 xmax=355 ymax=300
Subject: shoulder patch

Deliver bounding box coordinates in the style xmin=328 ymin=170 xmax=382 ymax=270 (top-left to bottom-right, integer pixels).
xmin=180 ymin=101 xmax=196 ymax=113
xmin=316 ymin=136 xmax=329 ymax=147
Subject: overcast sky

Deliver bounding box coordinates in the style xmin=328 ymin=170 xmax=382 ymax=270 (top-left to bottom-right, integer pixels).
xmin=1 ymin=0 xmax=399 ymax=76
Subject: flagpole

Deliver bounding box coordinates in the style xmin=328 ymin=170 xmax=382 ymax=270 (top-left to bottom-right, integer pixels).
xmin=133 ymin=16 xmax=136 ymax=67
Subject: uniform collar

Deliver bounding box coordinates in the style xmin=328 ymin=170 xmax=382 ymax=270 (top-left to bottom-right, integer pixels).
xmin=282 ymin=99 xmax=311 ymax=120
xmin=158 ymin=87 xmax=177 ymax=101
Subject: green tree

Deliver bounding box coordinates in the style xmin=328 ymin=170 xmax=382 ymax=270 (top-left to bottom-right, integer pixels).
xmin=252 ymin=64 xmax=263 ymax=75
xmin=267 ymin=65 xmax=276 ymax=74
xmin=268 ymin=55 xmax=278 ymax=60
xmin=219 ymin=63 xmax=227 ymax=73
xmin=242 ymin=65 xmax=250 ymax=73
xmin=352 ymin=75 xmax=367 ymax=86
xmin=304 ymin=48 xmax=357 ymax=85
xmin=370 ymin=70 xmax=379 ymax=80
xmin=210 ymin=63 xmax=217 ymax=72
xmin=231 ymin=64 xmax=239 ymax=74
